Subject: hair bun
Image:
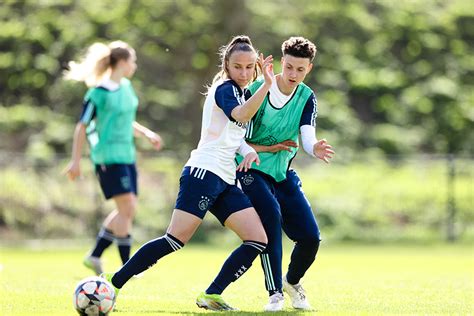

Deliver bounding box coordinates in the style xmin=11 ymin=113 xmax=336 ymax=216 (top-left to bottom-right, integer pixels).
xmin=230 ymin=35 xmax=252 ymax=46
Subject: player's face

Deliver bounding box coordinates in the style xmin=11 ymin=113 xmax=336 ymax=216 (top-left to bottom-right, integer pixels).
xmin=226 ymin=51 xmax=257 ymax=88
xmin=123 ymin=51 xmax=137 ymax=78
xmin=281 ymin=55 xmax=313 ymax=88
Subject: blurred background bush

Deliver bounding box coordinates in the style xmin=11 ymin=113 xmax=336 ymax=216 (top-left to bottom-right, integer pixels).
xmin=0 ymin=0 xmax=472 ymax=243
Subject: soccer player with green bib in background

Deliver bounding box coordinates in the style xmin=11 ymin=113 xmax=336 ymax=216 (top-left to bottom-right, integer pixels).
xmin=64 ymin=41 xmax=163 ymax=275
xmin=236 ymin=36 xmax=334 ymax=311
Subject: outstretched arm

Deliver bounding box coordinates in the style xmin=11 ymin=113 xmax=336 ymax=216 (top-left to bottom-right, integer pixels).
xmin=247 ymin=140 xmax=298 ymax=153
xmin=133 ymin=121 xmax=163 ymax=151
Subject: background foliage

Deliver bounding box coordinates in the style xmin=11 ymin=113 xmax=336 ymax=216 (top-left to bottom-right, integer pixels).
xmin=0 ymin=0 xmax=472 ymax=241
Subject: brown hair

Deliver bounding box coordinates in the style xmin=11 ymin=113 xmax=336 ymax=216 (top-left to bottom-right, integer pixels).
xmin=281 ymin=37 xmax=317 ymax=61
xmin=212 ymin=35 xmax=260 ymax=84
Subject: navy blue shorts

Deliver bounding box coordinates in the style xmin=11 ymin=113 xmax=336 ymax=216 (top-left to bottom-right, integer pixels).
xmin=95 ymin=163 xmax=138 ymax=199
xmin=175 ymin=166 xmax=253 ymax=225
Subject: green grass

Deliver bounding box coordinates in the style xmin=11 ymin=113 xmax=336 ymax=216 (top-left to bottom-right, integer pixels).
xmin=0 ymin=243 xmax=472 ymax=315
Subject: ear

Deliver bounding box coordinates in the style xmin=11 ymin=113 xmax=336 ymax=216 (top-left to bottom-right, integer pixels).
xmin=306 ymin=63 xmax=313 ymax=74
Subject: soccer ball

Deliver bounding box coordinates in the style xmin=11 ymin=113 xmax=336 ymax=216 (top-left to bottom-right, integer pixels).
xmin=73 ymin=276 xmax=116 ymax=316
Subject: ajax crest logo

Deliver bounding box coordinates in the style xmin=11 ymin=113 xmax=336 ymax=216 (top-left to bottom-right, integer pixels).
xmin=241 ymin=175 xmax=254 ymax=186
xmin=198 ymin=196 xmax=210 ymax=211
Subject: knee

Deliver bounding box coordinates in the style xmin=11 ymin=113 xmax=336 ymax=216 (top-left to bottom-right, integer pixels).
xmin=299 ymin=233 xmax=321 ymax=249
xmin=251 ymin=224 xmax=268 ymax=245
xmin=120 ymin=200 xmax=137 ymax=219
xmin=259 ymin=233 xmax=268 ymax=246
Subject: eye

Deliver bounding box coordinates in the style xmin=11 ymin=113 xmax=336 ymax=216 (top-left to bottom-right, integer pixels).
xmin=246 ymin=65 xmax=254 ymax=69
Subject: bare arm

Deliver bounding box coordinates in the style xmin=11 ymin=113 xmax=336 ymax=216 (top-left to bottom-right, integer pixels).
xmin=64 ymin=122 xmax=87 ymax=180
xmin=230 ymin=54 xmax=274 ymax=123
xmin=247 ymin=140 xmax=298 ymax=153
xmin=133 ymin=121 xmax=163 ymax=151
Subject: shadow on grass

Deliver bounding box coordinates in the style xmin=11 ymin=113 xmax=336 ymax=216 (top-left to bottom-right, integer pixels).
xmin=114 ymin=308 xmax=314 ymax=315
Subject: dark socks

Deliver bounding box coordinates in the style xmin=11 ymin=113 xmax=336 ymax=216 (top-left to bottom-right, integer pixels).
xmin=111 ymin=233 xmax=183 ymax=288
xmin=90 ymin=227 xmax=114 ymax=258
xmin=116 ymin=235 xmax=132 ymax=264
xmin=206 ymin=240 xmax=267 ymax=295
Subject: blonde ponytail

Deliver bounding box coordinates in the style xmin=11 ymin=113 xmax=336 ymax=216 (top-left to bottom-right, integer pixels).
xmin=64 ymin=42 xmax=111 ymax=87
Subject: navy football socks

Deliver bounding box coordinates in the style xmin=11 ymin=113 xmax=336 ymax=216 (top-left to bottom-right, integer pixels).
xmin=116 ymin=234 xmax=132 ymax=264
xmin=206 ymin=240 xmax=266 ymax=295
xmin=111 ymin=233 xmax=183 ymax=288
xmin=90 ymin=227 xmax=114 ymax=258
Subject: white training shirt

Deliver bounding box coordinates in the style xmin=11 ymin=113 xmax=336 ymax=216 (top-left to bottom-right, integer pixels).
xmin=185 ymin=79 xmax=253 ymax=184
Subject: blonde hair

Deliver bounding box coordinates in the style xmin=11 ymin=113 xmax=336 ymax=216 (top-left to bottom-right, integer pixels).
xmin=64 ymin=41 xmax=134 ymax=87
xmin=212 ymin=35 xmax=260 ymax=84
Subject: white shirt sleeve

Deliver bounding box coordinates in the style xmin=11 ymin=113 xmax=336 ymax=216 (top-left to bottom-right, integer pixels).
xmin=300 ymin=125 xmax=317 ymax=157
xmin=237 ymin=139 xmax=256 ymax=157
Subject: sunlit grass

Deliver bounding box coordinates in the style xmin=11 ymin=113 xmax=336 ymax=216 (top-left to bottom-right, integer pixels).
xmin=0 ymin=242 xmax=472 ymax=315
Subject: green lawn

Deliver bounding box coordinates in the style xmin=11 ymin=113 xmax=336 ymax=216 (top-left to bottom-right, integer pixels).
xmin=0 ymin=243 xmax=472 ymax=315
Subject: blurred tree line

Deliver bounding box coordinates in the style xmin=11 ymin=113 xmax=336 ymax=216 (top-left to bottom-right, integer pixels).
xmin=1 ymin=0 xmax=472 ymax=160
xmin=0 ymin=0 xmax=473 ymax=242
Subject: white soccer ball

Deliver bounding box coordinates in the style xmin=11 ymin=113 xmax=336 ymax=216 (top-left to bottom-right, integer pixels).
xmin=73 ymin=276 xmax=116 ymax=316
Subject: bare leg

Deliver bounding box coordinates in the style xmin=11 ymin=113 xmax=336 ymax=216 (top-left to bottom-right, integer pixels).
xmin=104 ymin=193 xmax=137 ymax=237
xmin=224 ymin=207 xmax=267 ymax=243
xmin=167 ymin=209 xmax=203 ymax=244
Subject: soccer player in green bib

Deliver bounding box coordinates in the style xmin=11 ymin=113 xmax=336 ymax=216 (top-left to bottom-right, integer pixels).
xmin=236 ymin=37 xmax=334 ymax=311
xmin=64 ymin=41 xmax=162 ymax=275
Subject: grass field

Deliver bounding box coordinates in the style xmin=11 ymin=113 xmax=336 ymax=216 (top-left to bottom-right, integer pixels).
xmin=0 ymin=242 xmax=472 ymax=315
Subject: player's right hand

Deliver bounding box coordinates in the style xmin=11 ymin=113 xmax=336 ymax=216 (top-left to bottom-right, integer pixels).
xmin=269 ymin=140 xmax=298 ymax=153
xmin=258 ymin=53 xmax=274 ymax=86
xmin=63 ymin=161 xmax=81 ymax=181
xmin=237 ymin=152 xmax=260 ymax=172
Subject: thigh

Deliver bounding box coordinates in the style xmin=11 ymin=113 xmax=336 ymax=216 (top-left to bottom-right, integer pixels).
xmin=167 ymin=209 xmax=203 ymax=244
xmin=276 ymin=170 xmax=320 ymax=241
xmin=113 ymin=192 xmax=137 ymax=214
xmin=237 ymin=170 xmax=282 ymax=226
xmin=224 ymin=207 xmax=267 ymax=243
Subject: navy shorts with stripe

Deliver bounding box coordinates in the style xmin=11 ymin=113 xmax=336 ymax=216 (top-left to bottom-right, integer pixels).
xmin=175 ymin=166 xmax=253 ymax=225
xmin=95 ymin=163 xmax=138 ymax=199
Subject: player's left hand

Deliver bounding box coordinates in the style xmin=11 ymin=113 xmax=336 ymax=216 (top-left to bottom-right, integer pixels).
xmin=237 ymin=152 xmax=260 ymax=172
xmin=146 ymin=131 xmax=163 ymax=151
xmin=313 ymin=139 xmax=334 ymax=163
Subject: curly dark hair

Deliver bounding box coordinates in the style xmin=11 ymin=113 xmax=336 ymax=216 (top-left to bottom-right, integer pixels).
xmin=281 ymin=37 xmax=317 ymax=61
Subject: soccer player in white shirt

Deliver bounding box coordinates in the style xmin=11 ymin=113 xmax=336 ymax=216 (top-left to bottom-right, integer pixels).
xmin=101 ymin=35 xmax=274 ymax=311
